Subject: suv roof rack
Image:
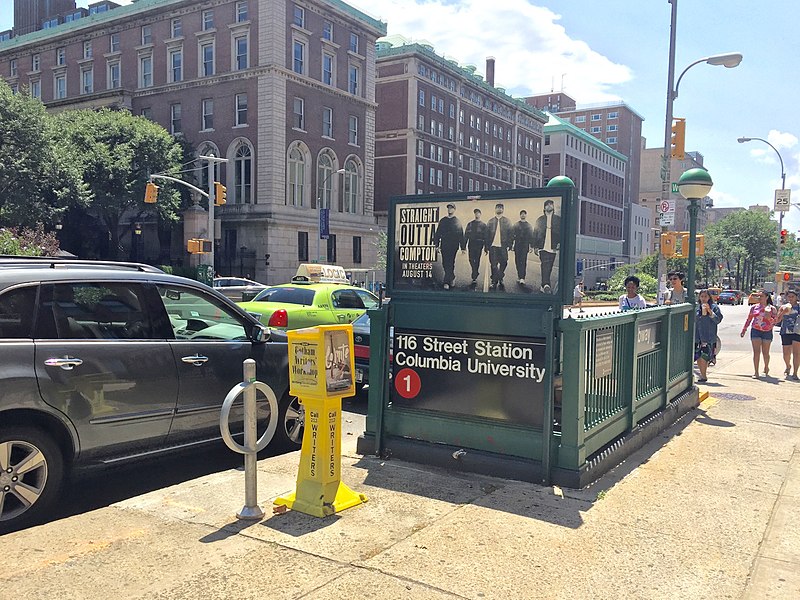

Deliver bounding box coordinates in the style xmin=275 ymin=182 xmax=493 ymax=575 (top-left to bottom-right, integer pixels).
xmin=0 ymin=255 xmax=165 ymax=274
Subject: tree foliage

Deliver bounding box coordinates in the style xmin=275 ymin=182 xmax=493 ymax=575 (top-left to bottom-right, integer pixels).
xmin=0 ymin=81 xmax=85 ymax=227
xmin=0 ymin=226 xmax=60 ymax=256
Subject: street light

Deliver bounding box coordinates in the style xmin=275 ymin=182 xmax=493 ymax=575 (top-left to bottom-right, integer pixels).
xmin=316 ymin=168 xmax=345 ymax=263
xmin=657 ymin=2 xmax=743 ymax=302
xmin=737 ymin=136 xmax=787 ymax=272
xmin=678 ymin=168 xmax=713 ymax=302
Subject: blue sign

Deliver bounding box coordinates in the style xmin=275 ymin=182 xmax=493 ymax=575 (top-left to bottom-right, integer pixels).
xmin=576 ymin=259 xmax=583 ymax=276
xmin=319 ymin=208 xmax=330 ymax=239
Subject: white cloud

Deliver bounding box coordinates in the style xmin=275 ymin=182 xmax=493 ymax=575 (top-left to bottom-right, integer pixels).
xmin=350 ymin=0 xmax=631 ymax=100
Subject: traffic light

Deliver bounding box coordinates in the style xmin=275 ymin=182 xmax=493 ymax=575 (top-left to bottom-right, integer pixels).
xmin=670 ymin=118 xmax=686 ymax=159
xmin=780 ymin=229 xmax=788 ymax=245
xmin=144 ymin=182 xmax=159 ymax=203
xmin=695 ymin=234 xmax=705 ymax=256
xmin=214 ymin=182 xmax=227 ymax=206
xmin=187 ymin=238 xmax=213 ymax=254
xmin=660 ymin=231 xmax=677 ymax=257
xmin=784 ymin=272 xmax=792 ymax=282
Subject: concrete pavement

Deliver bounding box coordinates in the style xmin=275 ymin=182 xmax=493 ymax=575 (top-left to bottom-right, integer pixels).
xmin=2 ymin=347 xmax=799 ymax=599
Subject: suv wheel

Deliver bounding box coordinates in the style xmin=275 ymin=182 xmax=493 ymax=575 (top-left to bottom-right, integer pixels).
xmin=271 ymin=395 xmax=304 ymax=451
xmin=0 ymin=427 xmax=65 ymax=532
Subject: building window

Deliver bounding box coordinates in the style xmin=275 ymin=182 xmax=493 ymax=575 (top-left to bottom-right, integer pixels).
xmin=349 ymin=33 xmax=359 ymax=53
xmin=590 ymin=126 xmax=601 ymax=133
xmin=83 ymin=41 xmax=92 ymax=59
xmin=353 ymin=236 xmax=362 ymax=264
xmin=170 ymin=104 xmax=182 ymax=134
xmin=327 ymin=234 xmax=337 ymax=263
xmin=317 ymin=153 xmax=333 ymax=209
xmin=202 ymin=99 xmax=214 ymax=130
xmin=608 ymin=111 xmax=618 ymax=119
xmin=293 ymin=41 xmax=305 ymax=74
xmin=236 ymin=1 xmax=248 ymax=22
xmin=606 ymin=137 xmax=617 ymax=145
xmin=591 ymin=114 xmax=601 ymax=121
xmin=110 ymin=33 xmax=120 ymax=52
xmin=298 ymin=232 xmax=309 ymax=262
xmin=171 ymin=18 xmax=182 ymax=38
xmin=288 ymin=146 xmax=305 ymax=206
xmin=293 ymin=5 xmax=305 ymax=27
xmin=234 ymin=143 xmax=252 ymax=204
xmin=429 ymin=168 xmax=435 ymax=185
xmin=54 ymin=74 xmax=66 ymax=99
xmin=108 ymin=61 xmax=120 ymax=89
xmin=543 ymin=155 xmax=550 ymax=167
xmin=9 ymin=59 xmax=17 ymax=77
xmin=348 ymin=65 xmax=359 ymax=95
xmin=141 ymin=25 xmax=152 ymax=45
xmin=31 ymin=54 xmax=40 ymax=72
xmin=140 ymin=107 xmax=152 ymax=119
xmin=322 ymin=107 xmax=333 ymax=137
xmin=80 ymin=67 xmax=93 ymax=94
xmin=235 ymin=93 xmax=248 ymax=125
xmin=139 ymin=55 xmax=152 ymax=87
xmin=419 ymin=89 xmax=425 ymax=106
xmin=169 ymin=48 xmax=183 ymax=82
xmin=417 ymin=165 xmax=423 ymax=182
xmin=293 ymin=97 xmax=305 ymax=130
xmin=348 ymin=116 xmax=358 ymax=145
xmin=200 ymin=42 xmax=214 ymax=76
xmin=322 ymin=20 xmax=333 ymax=41
xmin=344 ymin=161 xmax=359 ymax=213
xmin=202 ymin=10 xmax=214 ymax=30
xmin=417 ymin=141 xmax=424 ymax=156
xmin=30 ymin=80 xmax=41 ymax=99
xmin=42 ymin=17 xmax=58 ymax=28
xmin=56 ymin=47 xmax=65 ymax=66
xmin=607 ymin=124 xmax=618 ymax=132
xmin=234 ymin=35 xmax=248 ymax=70
xmin=322 ymin=53 xmax=333 ymax=85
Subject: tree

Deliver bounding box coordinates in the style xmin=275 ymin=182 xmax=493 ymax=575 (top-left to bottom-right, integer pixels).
xmin=0 ymin=226 xmax=60 ymax=256
xmin=53 ymin=108 xmax=183 ymax=259
xmin=0 ymin=81 xmax=85 ymax=227
xmin=704 ymin=211 xmax=776 ymax=290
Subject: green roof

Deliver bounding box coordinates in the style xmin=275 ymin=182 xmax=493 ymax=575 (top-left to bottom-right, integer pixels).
xmin=1 ymin=0 xmax=386 ymax=51
xmin=544 ymin=113 xmax=628 ymax=162
xmin=376 ymin=42 xmax=548 ymax=124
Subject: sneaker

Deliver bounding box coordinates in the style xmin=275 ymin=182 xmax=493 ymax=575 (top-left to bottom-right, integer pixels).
xmin=519 ymin=279 xmax=525 ymax=284
xmin=697 ymin=377 xmax=708 ymax=383
xmin=471 ymin=278 xmax=477 ymax=284
xmin=543 ymin=284 xmax=552 ymax=294
xmin=443 ymin=283 xmax=450 ymax=290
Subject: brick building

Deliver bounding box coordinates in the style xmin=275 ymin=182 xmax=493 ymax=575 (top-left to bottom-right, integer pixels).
xmin=0 ymin=0 xmax=386 ymax=283
xmin=373 ymin=39 xmax=548 ymax=221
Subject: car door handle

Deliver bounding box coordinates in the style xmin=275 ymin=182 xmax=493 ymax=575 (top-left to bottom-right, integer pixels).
xmin=181 ymin=355 xmax=209 ymax=366
xmin=44 ymin=356 xmax=84 ymax=370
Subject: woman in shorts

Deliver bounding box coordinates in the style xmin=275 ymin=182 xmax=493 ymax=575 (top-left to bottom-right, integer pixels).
xmin=740 ymin=290 xmax=777 ymax=378
xmin=776 ymin=289 xmax=800 ymax=380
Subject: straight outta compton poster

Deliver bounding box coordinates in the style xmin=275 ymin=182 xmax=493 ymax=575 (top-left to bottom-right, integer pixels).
xmin=392 ymin=196 xmax=563 ymax=295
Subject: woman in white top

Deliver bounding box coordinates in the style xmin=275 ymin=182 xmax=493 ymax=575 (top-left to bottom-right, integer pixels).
xmin=619 ymin=275 xmax=647 ymax=311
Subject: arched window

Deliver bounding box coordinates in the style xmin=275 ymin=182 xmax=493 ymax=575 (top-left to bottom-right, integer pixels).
xmin=197 ymin=142 xmax=220 ymax=192
xmin=317 ymin=152 xmax=334 ymax=209
xmin=343 ymin=159 xmax=360 ymax=213
xmin=233 ymin=142 xmax=252 ymax=204
xmin=288 ymin=146 xmax=305 ymax=206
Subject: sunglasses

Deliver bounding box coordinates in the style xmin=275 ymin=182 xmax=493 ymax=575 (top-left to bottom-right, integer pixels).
xmin=669 ymin=277 xmax=680 ymax=281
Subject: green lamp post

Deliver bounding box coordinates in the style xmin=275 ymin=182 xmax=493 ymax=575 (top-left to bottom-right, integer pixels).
xmin=677 ymin=168 xmax=713 ymax=303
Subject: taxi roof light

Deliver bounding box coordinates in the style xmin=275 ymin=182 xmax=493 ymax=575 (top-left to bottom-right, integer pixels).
xmin=292 ymin=264 xmax=349 ymax=285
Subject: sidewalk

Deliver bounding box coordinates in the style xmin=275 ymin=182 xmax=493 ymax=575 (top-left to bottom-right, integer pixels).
xmin=2 ymin=349 xmax=799 ymax=599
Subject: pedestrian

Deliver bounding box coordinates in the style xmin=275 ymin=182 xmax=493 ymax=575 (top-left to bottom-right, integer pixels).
xmin=484 ymin=203 xmax=513 ymax=290
xmin=740 ymin=290 xmax=778 ymax=378
xmin=664 ymin=271 xmax=687 ymax=304
xmin=619 ymin=275 xmax=647 ymax=311
xmin=433 ymin=203 xmax=463 ymax=290
xmin=775 ymin=289 xmax=800 ymax=380
xmin=532 ymin=199 xmax=561 ymax=293
xmin=573 ymin=280 xmax=585 ymax=312
xmin=462 ymin=208 xmax=488 ymax=286
xmin=694 ymin=289 xmax=723 ymax=383
xmin=511 ymin=209 xmax=534 ymax=285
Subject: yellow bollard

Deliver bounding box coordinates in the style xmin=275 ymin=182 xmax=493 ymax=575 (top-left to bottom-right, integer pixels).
xmin=274 ymin=325 xmax=368 ymax=517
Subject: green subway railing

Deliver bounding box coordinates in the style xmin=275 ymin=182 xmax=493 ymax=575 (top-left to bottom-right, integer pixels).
xmin=557 ymin=304 xmax=694 ymax=470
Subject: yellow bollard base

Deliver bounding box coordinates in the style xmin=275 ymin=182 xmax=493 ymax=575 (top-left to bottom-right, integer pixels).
xmin=274 ymin=482 xmax=368 ymax=518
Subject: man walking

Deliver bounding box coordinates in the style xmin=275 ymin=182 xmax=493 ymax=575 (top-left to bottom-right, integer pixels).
xmin=462 ymin=208 xmax=488 ymax=285
xmin=512 ymin=209 xmax=534 ymax=285
xmin=433 ymin=203 xmax=463 ymax=290
xmin=532 ymin=199 xmax=561 ymax=293
xmin=484 ymin=203 xmax=513 ymax=290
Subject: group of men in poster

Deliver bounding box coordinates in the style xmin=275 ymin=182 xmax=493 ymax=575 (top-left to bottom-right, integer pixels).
xmin=433 ymin=201 xmax=561 ymax=292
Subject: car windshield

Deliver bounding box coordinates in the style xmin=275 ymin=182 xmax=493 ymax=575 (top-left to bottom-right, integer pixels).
xmin=252 ymin=286 xmax=315 ymax=305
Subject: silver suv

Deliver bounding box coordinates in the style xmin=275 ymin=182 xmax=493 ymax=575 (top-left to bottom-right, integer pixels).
xmin=0 ymin=257 xmax=303 ymax=532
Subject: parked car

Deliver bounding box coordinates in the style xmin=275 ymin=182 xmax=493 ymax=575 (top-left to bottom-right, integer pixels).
xmin=718 ymin=290 xmax=744 ymax=305
xmin=707 ymin=287 xmax=723 ymax=303
xmin=213 ymin=277 xmax=266 ymax=302
xmin=0 ymin=256 xmax=302 ymax=532
xmin=352 ymin=311 xmax=371 ymax=394
xmin=238 ymin=264 xmax=380 ymax=330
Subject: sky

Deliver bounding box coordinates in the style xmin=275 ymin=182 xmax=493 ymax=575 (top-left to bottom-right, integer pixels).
xmin=3 ymin=0 xmax=799 ymax=234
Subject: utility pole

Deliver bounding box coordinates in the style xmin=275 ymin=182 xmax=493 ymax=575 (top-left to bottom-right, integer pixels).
xmin=200 ymin=154 xmax=228 ymax=273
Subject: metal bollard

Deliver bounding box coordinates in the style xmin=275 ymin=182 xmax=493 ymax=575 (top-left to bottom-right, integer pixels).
xmin=220 ymin=359 xmax=279 ymax=520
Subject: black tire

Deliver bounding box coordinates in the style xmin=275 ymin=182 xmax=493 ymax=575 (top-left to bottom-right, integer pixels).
xmin=0 ymin=426 xmax=65 ymax=533
xmin=269 ymin=394 xmax=304 ymax=451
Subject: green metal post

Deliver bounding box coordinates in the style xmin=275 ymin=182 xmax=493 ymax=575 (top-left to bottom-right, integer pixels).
xmin=557 ymin=320 xmax=587 ymax=470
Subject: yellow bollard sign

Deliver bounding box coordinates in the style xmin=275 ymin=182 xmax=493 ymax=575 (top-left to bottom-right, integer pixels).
xmin=274 ymin=325 xmax=367 ymax=517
